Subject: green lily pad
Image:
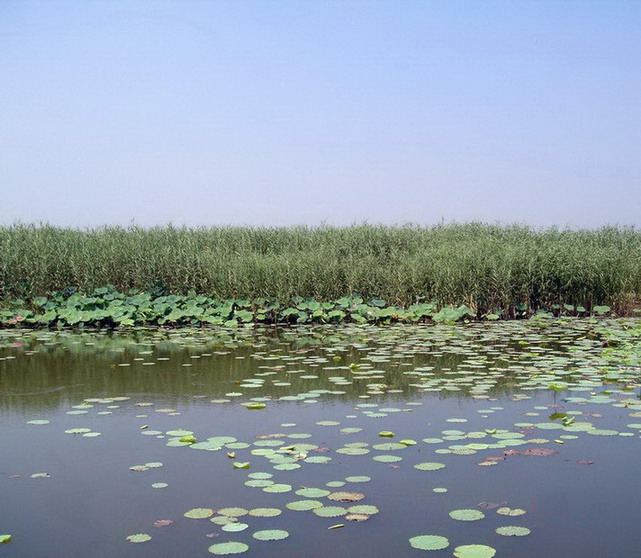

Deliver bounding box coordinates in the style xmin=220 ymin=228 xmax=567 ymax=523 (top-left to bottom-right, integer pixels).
xmin=304 ymin=456 xmax=332 ymax=464
xmin=0 ymin=535 xmax=11 ymax=544
xmin=222 ymin=523 xmax=248 ymax=532
xmin=211 ymin=516 xmax=237 ymax=526
xmin=372 ymin=455 xmax=402 ymax=463
xmin=449 ymin=509 xmax=485 ymax=521
xmin=252 ymin=529 xmax=289 ymax=541
xmin=245 ymin=403 xmax=266 ymax=410
xmin=414 ymin=462 xmax=446 ymax=471
xmin=347 ymin=505 xmax=379 ymax=515
xmin=295 ymin=487 xmax=330 ymax=498
xmin=312 ymin=506 xmax=347 ymax=517
xmin=496 ymin=507 xmax=526 ymax=516
xmin=184 ymin=508 xmax=214 ymax=519
xmin=218 ymin=507 xmax=248 ymax=517
xmin=345 ymin=475 xmax=371 ymax=483
xmin=126 ymin=533 xmax=151 ymax=543
xmin=453 ymin=544 xmax=496 ymax=558
xmin=248 ymin=507 xmax=282 ymax=517
xmin=263 ymin=483 xmax=292 ymax=493
xmin=286 ymin=500 xmax=323 ymax=511
xmin=247 ymin=472 xmax=272 ymax=479
xmin=327 ymin=491 xmax=365 ymax=502
xmin=496 ymin=526 xmax=531 ymax=536
xmin=409 ymin=535 xmax=450 ymax=551
xmin=208 ymin=541 xmax=249 ymax=555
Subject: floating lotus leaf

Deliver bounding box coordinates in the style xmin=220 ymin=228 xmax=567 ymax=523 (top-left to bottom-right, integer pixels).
xmin=449 ymin=509 xmax=485 ymax=521
xmin=496 ymin=507 xmax=526 ymax=516
xmin=372 ymin=455 xmax=402 ymax=463
xmin=345 ymin=476 xmax=371 ymax=483
xmin=409 ymin=535 xmax=450 ymax=550
xmin=166 ymin=429 xmax=193 ymax=437
xmin=263 ymin=483 xmax=292 ymax=493
xmin=208 ymin=541 xmax=249 ymax=555
xmin=296 ymin=487 xmax=330 ymax=498
xmin=327 ymin=491 xmax=365 ymax=502
xmin=336 ymin=447 xmax=370 ymax=456
xmin=273 ymin=463 xmax=301 ymax=471
xmin=211 ymin=516 xmax=237 ymax=525
xmin=345 ymin=513 xmax=370 ymax=521
xmin=252 ymin=529 xmax=289 ymax=541
xmin=248 ymin=507 xmax=282 ymax=517
xmin=222 ymin=523 xmax=248 ymax=532
xmin=496 ymin=526 xmax=531 ymax=536
xmin=286 ymin=500 xmax=323 ymax=511
xmin=184 ymin=508 xmax=214 ymax=519
xmin=248 ymin=472 xmax=273 ymax=479
xmin=312 ymin=506 xmax=347 ymax=517
xmin=372 ymin=442 xmax=406 ymax=450
xmin=304 ymin=456 xmax=332 ymax=464
xmin=218 ymin=507 xmax=248 ymax=517
xmin=245 ymin=480 xmax=273 ymax=488
xmin=453 ymin=544 xmax=496 ymax=558
xmin=126 ymin=533 xmax=151 ymax=543
xmin=414 ymin=462 xmax=446 ymax=471
xmin=347 ymin=505 xmax=379 ymax=515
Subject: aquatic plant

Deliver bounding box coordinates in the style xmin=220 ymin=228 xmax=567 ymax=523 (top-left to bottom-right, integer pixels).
xmin=0 ymin=224 xmax=639 ymax=317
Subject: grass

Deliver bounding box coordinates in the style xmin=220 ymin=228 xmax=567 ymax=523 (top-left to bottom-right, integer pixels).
xmin=1 ymin=223 xmax=640 ymax=316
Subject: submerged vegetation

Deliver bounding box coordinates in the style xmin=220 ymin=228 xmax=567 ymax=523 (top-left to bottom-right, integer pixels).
xmin=1 ymin=223 xmax=640 ymax=323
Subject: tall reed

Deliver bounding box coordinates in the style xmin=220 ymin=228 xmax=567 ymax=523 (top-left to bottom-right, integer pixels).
xmin=1 ymin=223 xmax=639 ymax=313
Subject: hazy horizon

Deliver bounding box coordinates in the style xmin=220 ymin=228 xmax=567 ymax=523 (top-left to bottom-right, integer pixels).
xmin=2 ymin=1 xmax=640 ymax=228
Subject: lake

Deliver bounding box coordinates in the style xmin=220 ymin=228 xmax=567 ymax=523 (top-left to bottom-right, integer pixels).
xmin=1 ymin=319 xmax=640 ymax=557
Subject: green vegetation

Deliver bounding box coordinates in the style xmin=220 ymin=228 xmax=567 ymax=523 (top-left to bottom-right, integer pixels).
xmin=1 ymin=223 xmax=640 ymax=322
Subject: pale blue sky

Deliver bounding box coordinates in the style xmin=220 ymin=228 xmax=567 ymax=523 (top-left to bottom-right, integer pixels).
xmin=1 ymin=0 xmax=640 ymax=227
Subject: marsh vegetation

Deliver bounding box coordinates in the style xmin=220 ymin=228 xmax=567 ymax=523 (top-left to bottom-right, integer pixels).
xmin=1 ymin=224 xmax=640 ymax=319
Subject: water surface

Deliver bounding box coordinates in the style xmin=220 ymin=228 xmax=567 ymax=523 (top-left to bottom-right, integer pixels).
xmin=1 ymin=320 xmax=640 ymax=557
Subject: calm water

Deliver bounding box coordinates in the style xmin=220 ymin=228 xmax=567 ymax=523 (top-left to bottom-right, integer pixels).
xmin=1 ymin=320 xmax=640 ymax=557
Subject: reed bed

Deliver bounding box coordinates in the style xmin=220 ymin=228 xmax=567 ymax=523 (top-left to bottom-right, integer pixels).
xmin=1 ymin=223 xmax=639 ymax=314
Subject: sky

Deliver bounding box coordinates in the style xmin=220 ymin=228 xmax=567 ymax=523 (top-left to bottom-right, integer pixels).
xmin=1 ymin=0 xmax=640 ymax=228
